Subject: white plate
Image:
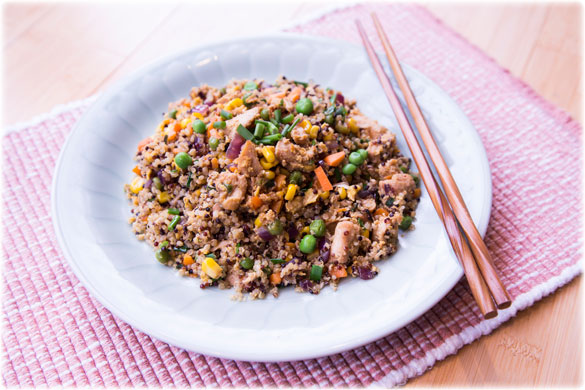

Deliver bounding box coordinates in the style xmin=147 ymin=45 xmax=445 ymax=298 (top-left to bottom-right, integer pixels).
xmin=52 ymin=34 xmax=491 ymax=362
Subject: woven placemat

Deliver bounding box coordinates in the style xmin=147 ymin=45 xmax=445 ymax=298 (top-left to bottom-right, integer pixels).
xmin=3 ymin=3 xmax=581 ymax=387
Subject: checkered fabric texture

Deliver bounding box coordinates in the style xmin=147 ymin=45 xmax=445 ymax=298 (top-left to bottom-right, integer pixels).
xmin=3 ymin=3 xmax=582 ymax=387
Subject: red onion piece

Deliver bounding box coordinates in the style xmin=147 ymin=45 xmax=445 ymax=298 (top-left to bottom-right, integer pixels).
xmin=335 ymin=93 xmax=345 ymax=104
xmin=257 ymin=227 xmax=274 ymax=241
xmin=193 ymin=104 xmax=209 ymax=115
xmin=325 ymin=141 xmax=339 ymax=151
xmin=287 ymin=224 xmax=299 ymax=241
xmin=226 ymin=134 xmax=245 ymax=160
xmin=358 ymin=266 xmax=376 ymax=280
xmin=320 ymin=250 xmax=330 ymax=263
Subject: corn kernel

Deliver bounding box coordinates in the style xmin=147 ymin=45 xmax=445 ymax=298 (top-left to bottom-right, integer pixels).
xmin=183 ymin=254 xmax=194 ymax=266
xmin=193 ymin=112 xmax=204 ymax=120
xmin=180 ymin=118 xmax=190 ymax=129
xmin=338 ymin=187 xmax=347 ymax=200
xmin=284 ymin=184 xmax=298 ymax=201
xmin=319 ymin=191 xmax=330 ymax=200
xmin=129 ymin=177 xmax=144 ymax=194
xmin=261 ymin=146 xmax=276 ymax=163
xmin=254 ymin=216 xmax=262 ymax=228
xmin=264 ymin=170 xmax=276 ymax=180
xmin=414 ymin=188 xmax=422 ymax=198
xmin=300 ymin=119 xmax=311 ymax=132
xmin=254 ymin=186 xmax=261 ymax=196
xmin=260 ymin=158 xmax=278 ymax=170
xmin=361 ymin=229 xmax=370 ymax=239
xmin=348 ymin=118 xmax=359 ymax=134
xmin=309 ymin=125 xmax=319 ymax=139
xmin=157 ymin=191 xmax=170 ymax=203
xmin=211 ymin=157 xmax=219 ymax=170
xmin=301 ymin=226 xmax=310 ymax=235
xmin=323 ymin=134 xmax=334 ymax=141
xmin=276 ymin=190 xmax=284 ymax=198
xmin=226 ymin=98 xmax=243 ymax=110
xmin=202 ymin=256 xmax=222 ymax=279
xmin=194 ymin=189 xmax=201 ymax=197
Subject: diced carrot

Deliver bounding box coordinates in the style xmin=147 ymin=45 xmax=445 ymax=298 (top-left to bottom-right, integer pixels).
xmin=289 ymin=87 xmax=302 ymax=103
xmin=137 ymin=137 xmax=152 ymax=151
xmin=270 ymin=272 xmax=282 ymax=285
xmin=413 ymin=188 xmax=421 ymax=198
xmin=211 ymin=158 xmax=219 ymax=170
xmin=132 ymin=166 xmax=141 ymax=176
xmin=183 ymin=254 xmax=194 ymax=266
xmin=314 ymin=166 xmax=333 ymax=191
xmin=251 ymin=196 xmax=263 ymax=210
xmin=271 ymin=91 xmax=286 ymax=99
xmin=167 ymin=130 xmax=177 ymax=142
xmin=374 ymin=208 xmax=389 ymax=217
xmin=323 ymin=151 xmax=346 ymax=167
xmin=331 ymin=267 xmax=347 ymax=279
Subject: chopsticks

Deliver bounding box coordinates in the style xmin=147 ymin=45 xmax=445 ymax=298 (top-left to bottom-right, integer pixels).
xmin=356 ymin=15 xmax=511 ymax=318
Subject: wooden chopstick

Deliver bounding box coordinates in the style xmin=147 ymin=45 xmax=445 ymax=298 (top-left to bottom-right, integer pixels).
xmin=370 ymin=13 xmax=511 ymax=309
xmin=355 ymin=20 xmax=498 ymax=319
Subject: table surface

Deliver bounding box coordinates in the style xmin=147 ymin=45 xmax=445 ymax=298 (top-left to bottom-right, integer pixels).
xmin=3 ymin=3 xmax=582 ymax=387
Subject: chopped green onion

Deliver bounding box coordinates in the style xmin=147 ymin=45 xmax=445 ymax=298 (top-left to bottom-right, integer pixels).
xmin=273 ymin=109 xmax=281 ymax=123
xmin=254 ymin=123 xmax=266 ymax=138
xmin=411 ymin=174 xmax=420 ymax=186
xmin=330 ymin=94 xmax=337 ymax=104
xmin=294 ymin=80 xmax=308 ymax=87
xmin=282 ymin=117 xmax=301 ymax=137
xmin=256 ymin=119 xmax=278 ymax=135
xmin=235 ymin=243 xmax=241 ymax=254
xmin=242 ymin=93 xmax=253 ymax=106
xmin=206 ymin=253 xmax=217 ymax=259
xmin=168 ymin=208 xmax=181 ymax=215
xmin=310 ymin=265 xmax=323 ymax=281
xmin=399 ymin=216 xmax=413 ymax=230
xmin=168 ymin=215 xmax=180 ymax=231
xmin=173 ymin=246 xmax=188 ymax=253
xmin=160 ymin=240 xmax=169 ymax=248
xmin=270 ymin=258 xmax=285 ymax=264
xmin=400 ymin=166 xmax=408 ymax=173
xmin=224 ymin=183 xmax=233 ymax=193
xmin=357 ymin=218 xmax=364 ymax=228
xmin=169 ymin=109 xmax=178 ymax=119
xmin=324 ymin=105 xmax=336 ymax=115
xmin=220 ymin=109 xmax=233 ymax=120
xmin=186 ymin=172 xmax=192 ymax=188
xmin=236 ymin=124 xmax=254 ymax=141
xmin=385 ymin=197 xmax=395 ymax=207
xmin=289 ymin=171 xmax=302 ymax=185
xmin=258 ymin=134 xmax=282 ymax=144
xmin=335 ymin=106 xmax=347 ymax=116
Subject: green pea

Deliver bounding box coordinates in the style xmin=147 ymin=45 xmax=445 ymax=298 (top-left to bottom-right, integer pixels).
xmin=299 ymin=234 xmax=317 ymax=254
xmin=357 ymin=149 xmax=368 ymax=160
xmin=243 ymin=81 xmax=258 ymax=90
xmin=399 ymin=215 xmax=413 ymax=230
xmin=240 ymin=257 xmax=254 ymax=270
xmin=289 ymin=171 xmax=303 ymax=185
xmin=348 ymin=151 xmax=365 ymax=165
xmin=209 ymin=137 xmax=219 ymax=150
xmin=213 ymin=121 xmax=226 ymax=129
xmin=342 ymin=163 xmax=357 ymax=175
xmin=169 ymin=109 xmax=178 ymax=119
xmin=267 ymin=220 xmax=283 ymax=236
xmin=261 ymin=108 xmax=271 ymax=121
xmin=152 ymin=177 xmax=163 ymax=190
xmin=281 ymin=114 xmax=294 ymax=124
xmin=309 ymin=219 xmax=326 ymax=237
xmin=192 ymin=119 xmax=206 ymax=134
xmin=220 ymin=109 xmax=233 ymax=120
xmin=155 ymin=249 xmax=171 ymax=264
xmin=324 ymin=114 xmax=334 ymax=125
xmin=174 ymin=152 xmax=192 ymax=170
xmin=296 ymin=98 xmax=314 ymax=115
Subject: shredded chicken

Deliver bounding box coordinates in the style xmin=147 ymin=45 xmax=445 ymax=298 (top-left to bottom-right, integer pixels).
xmin=275 ymin=138 xmax=315 ymax=172
xmin=235 ymin=140 xmax=263 ymax=176
xmin=217 ymin=171 xmax=247 ymax=210
xmin=330 ymin=220 xmax=360 ymax=264
xmin=378 ymin=173 xmax=415 ymax=196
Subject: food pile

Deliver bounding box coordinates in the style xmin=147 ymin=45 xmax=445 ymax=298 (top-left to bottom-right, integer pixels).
xmin=125 ymin=76 xmax=420 ymax=299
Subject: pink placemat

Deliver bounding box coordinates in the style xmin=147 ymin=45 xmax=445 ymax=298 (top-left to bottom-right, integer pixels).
xmin=3 ymin=3 xmax=582 ymax=387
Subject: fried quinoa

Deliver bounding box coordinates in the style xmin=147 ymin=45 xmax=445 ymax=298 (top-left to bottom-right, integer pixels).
xmin=125 ymin=76 xmax=420 ymax=299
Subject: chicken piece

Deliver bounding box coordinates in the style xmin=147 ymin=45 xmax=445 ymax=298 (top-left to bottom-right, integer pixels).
xmin=329 ymin=220 xmax=360 ymax=264
xmin=217 ymin=171 xmax=247 ymax=210
xmin=291 ymin=126 xmax=309 ymax=145
xmin=378 ymin=173 xmax=415 ymax=196
xmin=353 ymin=114 xmax=396 ymax=162
xmin=372 ymin=213 xmax=402 ymax=242
xmin=275 ymin=138 xmax=315 ymax=172
xmin=226 ymin=107 xmax=260 ymax=138
xmin=235 ymin=140 xmax=262 ymax=176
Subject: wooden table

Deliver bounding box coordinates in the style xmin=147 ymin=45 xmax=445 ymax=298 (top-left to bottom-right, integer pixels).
xmin=4 ymin=3 xmax=581 ymax=386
